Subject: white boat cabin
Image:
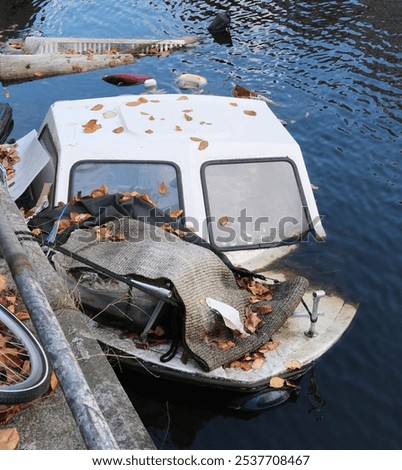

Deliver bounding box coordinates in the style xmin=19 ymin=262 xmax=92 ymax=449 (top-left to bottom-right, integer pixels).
xmin=17 ymin=94 xmax=325 ymax=267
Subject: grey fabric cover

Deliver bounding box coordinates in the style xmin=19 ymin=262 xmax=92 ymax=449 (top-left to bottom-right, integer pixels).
xmin=55 ymin=218 xmax=308 ymax=371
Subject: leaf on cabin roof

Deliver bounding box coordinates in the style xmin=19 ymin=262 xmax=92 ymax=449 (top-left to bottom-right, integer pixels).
xmin=126 ymin=97 xmax=148 ymax=107
xmin=175 ymin=125 xmax=183 ymax=132
xmin=82 ymin=119 xmax=102 ymax=133
xmin=91 ymin=104 xmax=103 ymax=111
xmin=182 ymin=109 xmax=193 ymax=113
xmin=198 ymin=140 xmax=209 ymax=151
xmin=184 ymin=113 xmax=193 ymax=121
xmin=244 ymin=110 xmax=257 ymax=116
xmin=113 ymin=126 xmax=124 ymax=134
xmin=270 ymin=377 xmax=285 ymax=388
xmin=229 ymin=102 xmax=238 ymax=107
xmin=145 ymin=129 xmax=154 ymax=134
xmin=103 ymin=111 xmax=117 ymax=119
xmin=190 ymin=136 xmax=202 ymax=142
xmin=177 ymin=96 xmax=189 ymax=100
xmin=285 ymin=360 xmax=302 ymax=371
xmin=158 ymin=182 xmax=168 ymax=194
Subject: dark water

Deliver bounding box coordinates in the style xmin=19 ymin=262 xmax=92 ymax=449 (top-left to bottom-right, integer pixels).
xmin=1 ymin=0 xmax=401 ymax=450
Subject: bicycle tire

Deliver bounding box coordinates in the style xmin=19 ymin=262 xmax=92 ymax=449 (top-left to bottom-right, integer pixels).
xmin=0 ymin=304 xmax=51 ymax=404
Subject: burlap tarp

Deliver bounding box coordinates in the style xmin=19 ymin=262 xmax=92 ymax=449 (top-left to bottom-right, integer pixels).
xmin=54 ymin=218 xmax=308 ymax=371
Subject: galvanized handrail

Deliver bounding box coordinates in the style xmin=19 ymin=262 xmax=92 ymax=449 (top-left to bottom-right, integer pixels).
xmin=0 ymin=181 xmax=118 ymax=450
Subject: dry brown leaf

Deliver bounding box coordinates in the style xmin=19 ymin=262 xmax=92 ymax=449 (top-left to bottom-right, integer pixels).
xmin=177 ymin=96 xmax=189 ymax=100
xmin=184 ymin=113 xmax=193 ymax=121
xmin=138 ymin=97 xmax=148 ymax=104
xmin=285 ymin=359 xmax=302 ymax=371
xmin=198 ymin=140 xmax=209 ymax=151
xmin=82 ymin=119 xmax=102 ymax=133
xmin=158 ymin=182 xmax=168 ymax=194
xmin=244 ymin=308 xmax=262 ymax=333
xmin=251 ymin=357 xmax=266 ymax=370
xmin=218 ymin=216 xmax=229 ymax=226
xmin=0 ymin=427 xmax=20 ymax=450
xmin=269 ymin=376 xmax=285 ymax=388
xmin=154 ymin=325 xmax=165 ymax=337
xmin=190 ymin=137 xmax=202 ymax=142
xmin=113 ymin=127 xmax=124 ymax=134
xmin=31 ymin=227 xmax=42 ymax=236
xmin=175 ymin=125 xmax=183 ymax=132
xmin=170 ymin=209 xmax=183 ymax=218
xmin=0 ymin=274 xmax=6 ymax=292
xmin=57 ymin=219 xmax=73 ymax=234
xmin=229 ymin=102 xmax=238 ymax=107
xmin=91 ymin=104 xmax=103 ymax=111
xmin=259 ymin=341 xmax=280 ymax=353
xmin=244 ymin=110 xmax=257 ymax=116
xmin=34 ymin=71 xmax=44 ymax=78
xmin=230 ymin=360 xmax=252 ymax=371
xmin=15 ymin=311 xmax=30 ymax=321
xmin=49 ymin=372 xmax=59 ymax=392
xmin=145 ymin=129 xmax=154 ymax=134
xmin=217 ymin=340 xmax=235 ymax=351
xmin=257 ymin=304 xmax=273 ymax=315
xmin=182 ymin=109 xmax=193 ymax=113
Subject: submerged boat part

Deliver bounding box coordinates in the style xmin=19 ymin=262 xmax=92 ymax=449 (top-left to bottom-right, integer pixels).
xmin=228 ymin=389 xmax=291 ymax=411
xmin=102 ymin=73 xmax=152 ymax=86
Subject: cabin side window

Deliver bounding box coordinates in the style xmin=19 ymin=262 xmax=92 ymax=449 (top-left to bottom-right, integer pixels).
xmin=201 ymin=159 xmax=311 ymax=250
xmin=69 ymin=161 xmax=183 ymax=212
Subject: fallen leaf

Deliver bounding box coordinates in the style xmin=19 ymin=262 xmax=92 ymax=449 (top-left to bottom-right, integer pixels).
xmin=103 ymin=111 xmax=117 ymax=119
xmin=15 ymin=311 xmax=30 ymax=321
xmin=0 ymin=274 xmax=6 ymax=292
xmin=259 ymin=341 xmax=280 ymax=353
xmin=285 ymin=360 xmax=302 ymax=371
xmin=270 ymin=376 xmax=285 ymax=388
xmin=217 ymin=340 xmax=235 ymax=351
xmin=154 ymin=325 xmax=165 ymax=337
xmin=177 ymin=96 xmax=189 ymax=100
xmin=31 ymin=227 xmax=42 ymax=236
xmin=229 ymin=102 xmax=238 ymax=107
xmin=252 ymin=357 xmax=266 ymax=369
xmin=158 ymin=182 xmax=168 ymax=194
xmin=175 ymin=125 xmax=183 ymax=132
xmin=113 ymin=127 xmax=124 ymax=134
xmin=218 ymin=216 xmax=229 ymax=226
xmin=256 ymin=304 xmax=273 ymax=315
xmin=198 ymin=140 xmax=209 ymax=151
xmin=244 ymin=308 xmax=262 ymax=333
xmin=182 ymin=109 xmax=193 ymax=113
xmin=230 ymin=360 xmax=252 ymax=371
xmin=244 ymin=110 xmax=257 ymax=116
xmin=91 ymin=104 xmax=103 ymax=111
xmin=184 ymin=113 xmax=193 ymax=121
xmin=82 ymin=119 xmax=102 ymax=133
xmin=170 ymin=209 xmax=183 ymax=218
xmin=34 ymin=71 xmax=44 ymax=78
xmin=145 ymin=129 xmax=154 ymax=134
xmin=0 ymin=427 xmax=20 ymax=450
xmin=190 ymin=137 xmax=202 ymax=142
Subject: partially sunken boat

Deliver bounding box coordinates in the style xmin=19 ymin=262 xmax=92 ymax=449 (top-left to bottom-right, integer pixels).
xmin=2 ymin=93 xmax=358 ymax=409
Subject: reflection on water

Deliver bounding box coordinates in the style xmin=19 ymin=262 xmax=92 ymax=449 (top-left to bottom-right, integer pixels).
xmin=1 ymin=0 xmax=401 ymax=450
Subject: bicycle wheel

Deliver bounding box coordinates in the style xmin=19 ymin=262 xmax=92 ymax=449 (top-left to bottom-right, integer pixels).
xmin=0 ymin=304 xmax=51 ymax=404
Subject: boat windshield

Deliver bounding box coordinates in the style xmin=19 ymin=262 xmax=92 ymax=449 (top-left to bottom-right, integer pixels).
xmin=202 ymin=159 xmax=310 ymax=249
xmin=69 ymin=161 xmax=182 ymax=211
